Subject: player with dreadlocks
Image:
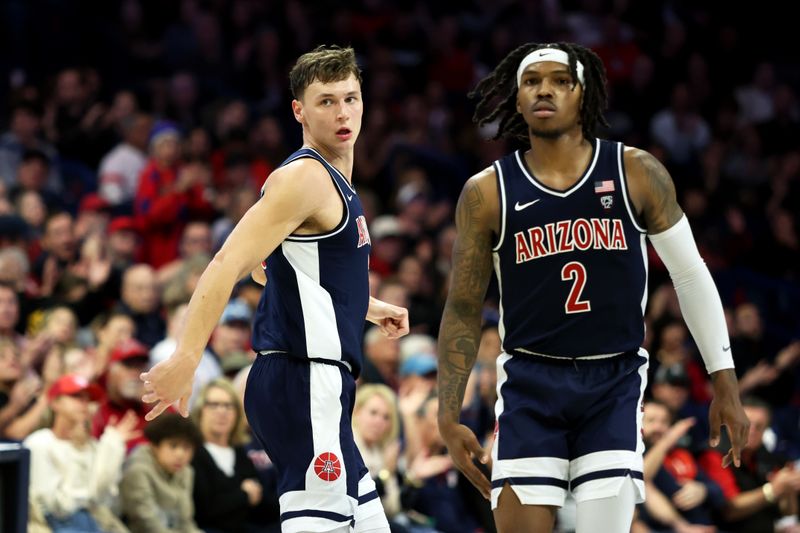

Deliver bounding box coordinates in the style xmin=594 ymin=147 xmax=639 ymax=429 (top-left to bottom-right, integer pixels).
xmin=437 ymin=42 xmax=748 ymax=533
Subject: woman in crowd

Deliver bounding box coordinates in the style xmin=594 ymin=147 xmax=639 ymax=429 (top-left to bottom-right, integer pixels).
xmin=190 ymin=378 xmax=265 ymax=533
xmin=352 ymin=383 xmax=404 ymax=519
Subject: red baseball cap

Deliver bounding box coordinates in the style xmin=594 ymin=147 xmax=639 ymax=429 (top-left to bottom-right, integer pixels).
xmin=48 ymin=374 xmax=104 ymax=402
xmin=110 ymin=338 xmax=150 ymax=364
xmin=79 ymin=193 xmax=111 ymax=213
xmin=107 ymin=216 xmax=139 ymax=235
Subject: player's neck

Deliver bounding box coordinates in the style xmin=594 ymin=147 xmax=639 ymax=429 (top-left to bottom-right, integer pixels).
xmin=302 ymin=141 xmax=354 ymax=183
xmin=525 ymin=133 xmax=592 ymax=178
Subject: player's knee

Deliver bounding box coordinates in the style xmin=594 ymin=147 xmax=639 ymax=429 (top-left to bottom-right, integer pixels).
xmin=495 ymin=484 xmax=557 ymax=533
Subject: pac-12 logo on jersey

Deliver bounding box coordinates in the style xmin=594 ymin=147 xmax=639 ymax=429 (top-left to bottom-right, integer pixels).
xmin=356 ymin=215 xmax=371 ymax=248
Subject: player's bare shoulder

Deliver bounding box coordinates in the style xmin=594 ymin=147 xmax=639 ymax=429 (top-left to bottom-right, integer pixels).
xmin=265 ymin=157 xmax=335 ymax=196
xmin=457 ymin=166 xmax=500 ymax=235
xmin=254 ymin=156 xmax=339 ymax=233
xmin=622 ymin=146 xmax=683 ymax=233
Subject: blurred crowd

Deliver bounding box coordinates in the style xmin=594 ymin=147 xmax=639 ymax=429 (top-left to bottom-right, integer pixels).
xmin=0 ymin=0 xmax=798 ymax=532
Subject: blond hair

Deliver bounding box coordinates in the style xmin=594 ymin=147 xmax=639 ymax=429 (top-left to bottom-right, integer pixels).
xmin=352 ymin=383 xmax=400 ymax=448
xmin=192 ymin=378 xmax=250 ymax=446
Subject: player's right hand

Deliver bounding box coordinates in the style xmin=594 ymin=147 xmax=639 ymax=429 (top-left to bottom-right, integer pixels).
xmin=140 ymin=353 xmax=196 ymax=420
xmin=439 ymin=422 xmax=492 ymax=500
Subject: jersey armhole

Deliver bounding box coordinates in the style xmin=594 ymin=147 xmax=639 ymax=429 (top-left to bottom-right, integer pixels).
xmin=283 ymin=154 xmax=350 ymax=242
xmin=617 ymin=143 xmax=648 ymax=234
xmin=491 ymin=161 xmax=507 ymax=252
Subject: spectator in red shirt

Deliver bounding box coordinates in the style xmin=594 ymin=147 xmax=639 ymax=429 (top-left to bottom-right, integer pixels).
xmin=92 ymin=338 xmax=152 ymax=451
xmin=134 ymin=121 xmax=214 ymax=268
xmin=699 ymin=397 xmax=800 ymax=533
xmin=641 ymin=400 xmax=725 ymax=531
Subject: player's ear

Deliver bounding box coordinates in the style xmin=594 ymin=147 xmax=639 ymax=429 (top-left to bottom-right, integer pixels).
xmin=292 ymin=99 xmax=304 ymax=124
xmin=516 ymin=95 xmax=522 ymax=114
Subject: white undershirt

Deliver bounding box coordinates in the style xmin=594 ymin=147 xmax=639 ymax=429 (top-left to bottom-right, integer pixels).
xmin=205 ymin=442 xmax=236 ymax=477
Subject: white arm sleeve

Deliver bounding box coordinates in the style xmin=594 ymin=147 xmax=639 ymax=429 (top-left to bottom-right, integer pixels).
xmin=648 ymin=215 xmax=734 ymax=373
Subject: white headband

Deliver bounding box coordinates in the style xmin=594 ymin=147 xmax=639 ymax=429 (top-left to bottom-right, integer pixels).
xmin=516 ymin=48 xmax=585 ymax=87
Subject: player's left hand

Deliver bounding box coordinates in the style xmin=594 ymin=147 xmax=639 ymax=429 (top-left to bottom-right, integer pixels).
xmin=366 ymin=298 xmax=409 ymax=339
xmin=439 ymin=422 xmax=492 ymax=499
xmin=141 ymin=353 xmax=197 ymax=420
xmin=709 ymin=369 xmax=750 ymax=468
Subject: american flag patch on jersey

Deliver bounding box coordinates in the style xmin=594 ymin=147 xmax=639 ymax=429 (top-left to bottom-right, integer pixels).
xmin=594 ymin=180 xmax=615 ymax=193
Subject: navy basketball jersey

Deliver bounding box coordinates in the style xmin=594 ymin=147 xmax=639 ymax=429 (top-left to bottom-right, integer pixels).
xmin=252 ymin=147 xmax=372 ymax=375
xmin=492 ymin=139 xmax=648 ymax=357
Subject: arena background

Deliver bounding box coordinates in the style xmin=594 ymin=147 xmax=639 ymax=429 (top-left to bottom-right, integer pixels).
xmin=0 ymin=1 xmax=798 ymax=532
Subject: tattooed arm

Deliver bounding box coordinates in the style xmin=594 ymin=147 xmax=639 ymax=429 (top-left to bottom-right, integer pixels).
xmin=623 ymin=147 xmax=684 ymax=233
xmin=437 ymin=168 xmax=497 ymax=499
xmin=625 ymin=147 xmax=749 ymax=468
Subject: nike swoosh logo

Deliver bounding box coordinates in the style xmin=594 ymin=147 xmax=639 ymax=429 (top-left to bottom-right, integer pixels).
xmin=723 ymin=345 xmax=731 ymax=352
xmin=347 ymin=194 xmax=353 ymax=201
xmin=514 ymin=199 xmax=541 ymax=211
xmin=539 ymin=52 xmax=551 ymax=56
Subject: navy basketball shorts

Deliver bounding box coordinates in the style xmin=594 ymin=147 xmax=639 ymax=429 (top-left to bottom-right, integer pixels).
xmin=244 ymin=353 xmax=384 ymax=533
xmin=491 ymin=349 xmax=649 ymax=509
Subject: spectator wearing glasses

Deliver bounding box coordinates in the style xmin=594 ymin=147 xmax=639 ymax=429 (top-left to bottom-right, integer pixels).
xmin=190 ymin=378 xmax=266 ymax=533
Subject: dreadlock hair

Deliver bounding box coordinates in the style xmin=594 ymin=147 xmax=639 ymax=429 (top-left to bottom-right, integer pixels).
xmin=471 ymin=42 xmax=609 ymax=142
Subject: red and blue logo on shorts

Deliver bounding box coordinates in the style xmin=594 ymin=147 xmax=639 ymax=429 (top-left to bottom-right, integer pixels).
xmin=313 ymin=452 xmax=341 ymax=481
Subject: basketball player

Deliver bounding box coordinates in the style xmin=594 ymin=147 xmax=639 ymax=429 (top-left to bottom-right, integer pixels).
xmin=436 ymin=42 xmax=749 ymax=533
xmin=141 ymin=46 xmax=408 ymax=533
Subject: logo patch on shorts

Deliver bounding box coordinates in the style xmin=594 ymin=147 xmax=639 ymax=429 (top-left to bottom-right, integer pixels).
xmin=313 ymin=452 xmax=341 ymax=481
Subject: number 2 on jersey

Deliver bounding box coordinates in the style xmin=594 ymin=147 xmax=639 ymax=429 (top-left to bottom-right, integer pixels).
xmin=561 ymin=261 xmax=591 ymax=314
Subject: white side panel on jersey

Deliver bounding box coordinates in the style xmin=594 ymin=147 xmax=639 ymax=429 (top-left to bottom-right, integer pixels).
xmin=492 ymin=253 xmax=506 ymax=343
xmin=492 ymin=161 xmax=508 ymax=252
xmin=282 ymin=240 xmax=343 ymax=360
xmin=639 ymin=233 xmax=649 ymax=314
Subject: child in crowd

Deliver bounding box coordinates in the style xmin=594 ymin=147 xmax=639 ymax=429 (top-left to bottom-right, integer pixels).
xmin=120 ymin=412 xmax=204 ymax=533
xmin=24 ymin=374 xmax=138 ymax=533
